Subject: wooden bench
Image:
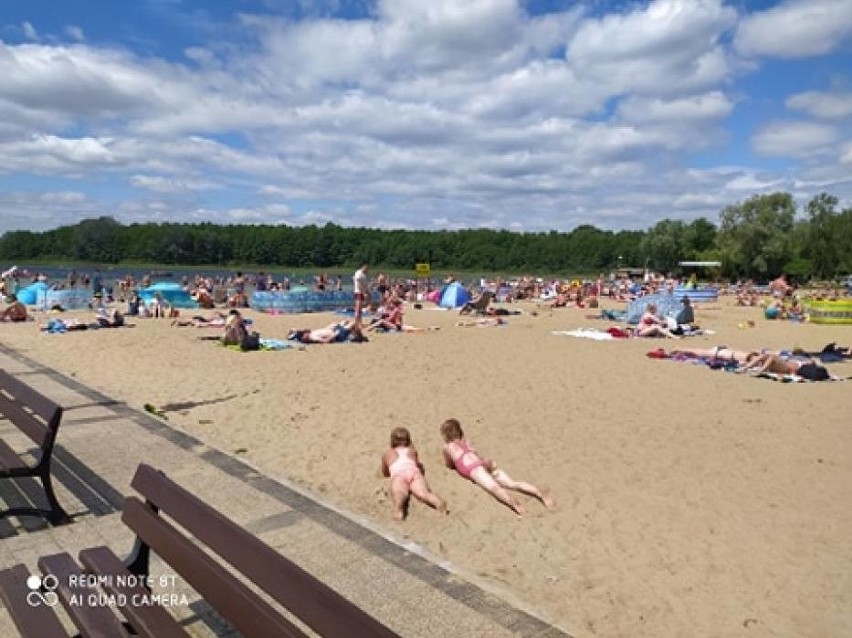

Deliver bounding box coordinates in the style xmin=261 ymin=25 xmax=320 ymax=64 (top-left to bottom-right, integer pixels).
xmin=0 ymin=463 xmax=400 ymax=637
xmin=0 ymin=369 xmax=69 ymax=525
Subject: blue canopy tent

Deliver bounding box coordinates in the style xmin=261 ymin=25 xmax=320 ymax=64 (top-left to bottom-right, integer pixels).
xmin=439 ymin=282 xmax=471 ymax=309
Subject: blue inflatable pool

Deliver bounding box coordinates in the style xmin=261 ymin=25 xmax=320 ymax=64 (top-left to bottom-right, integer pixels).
xmin=45 ymin=289 xmax=94 ymax=310
xmin=251 ymin=290 xmax=380 ymax=314
xmin=674 ymin=287 xmax=718 ymax=303
xmin=138 ymin=282 xmax=198 ymax=309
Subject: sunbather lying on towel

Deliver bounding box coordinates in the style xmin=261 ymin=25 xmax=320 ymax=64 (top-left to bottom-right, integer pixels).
xmin=670 ymin=346 xmax=760 ymax=364
xmin=456 ymin=317 xmax=506 ymax=327
xmin=173 ymin=312 xmax=227 ymax=327
xmin=738 ymin=352 xmax=830 ymax=380
xmin=287 ymin=320 xmax=366 ymax=343
xmin=96 ymin=308 xmax=125 ymax=328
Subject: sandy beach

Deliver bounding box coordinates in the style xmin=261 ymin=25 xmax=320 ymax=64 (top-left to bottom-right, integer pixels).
xmin=2 ymin=297 xmax=851 ymax=637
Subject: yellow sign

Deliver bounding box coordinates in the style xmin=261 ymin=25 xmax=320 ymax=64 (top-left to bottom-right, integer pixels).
xmin=415 ymin=263 xmax=431 ymax=277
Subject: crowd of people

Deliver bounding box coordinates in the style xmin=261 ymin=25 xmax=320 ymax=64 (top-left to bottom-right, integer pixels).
xmin=3 ymin=262 xmax=849 ymax=357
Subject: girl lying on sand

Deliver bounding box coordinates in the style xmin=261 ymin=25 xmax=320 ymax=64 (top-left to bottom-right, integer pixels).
xmin=440 ymin=418 xmax=554 ymax=517
xmin=380 ymin=427 xmax=446 ymax=521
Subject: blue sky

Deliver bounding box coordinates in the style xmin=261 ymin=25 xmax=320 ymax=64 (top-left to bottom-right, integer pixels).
xmin=0 ymin=0 xmax=850 ymax=234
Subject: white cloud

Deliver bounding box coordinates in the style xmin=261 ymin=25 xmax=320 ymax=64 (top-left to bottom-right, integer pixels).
xmin=22 ymin=22 xmax=38 ymax=41
xmin=566 ymin=0 xmax=737 ymax=98
xmin=258 ymin=185 xmax=288 ymax=196
xmin=786 ymin=91 xmax=852 ymax=119
xmin=0 ymin=134 xmax=116 ymax=175
xmin=130 ymin=175 xmax=220 ymax=193
xmin=723 ymin=174 xmax=785 ymax=192
xmin=735 ymin=0 xmax=852 ymax=59
xmin=617 ymin=91 xmax=734 ymax=124
xmin=751 ymin=120 xmax=839 ymax=157
xmin=39 ymin=191 xmax=87 ymax=204
xmin=840 ymin=142 xmax=852 ymax=165
xmin=64 ymin=25 xmax=85 ymax=42
xmin=223 ymin=204 xmax=291 ymax=223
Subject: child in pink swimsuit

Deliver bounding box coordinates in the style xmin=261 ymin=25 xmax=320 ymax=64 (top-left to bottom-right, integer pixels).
xmin=440 ymin=418 xmax=554 ymax=517
xmin=381 ymin=427 xmax=447 ymax=521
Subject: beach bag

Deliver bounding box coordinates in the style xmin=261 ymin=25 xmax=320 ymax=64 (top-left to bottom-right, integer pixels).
xmin=240 ymin=331 xmax=261 ymax=351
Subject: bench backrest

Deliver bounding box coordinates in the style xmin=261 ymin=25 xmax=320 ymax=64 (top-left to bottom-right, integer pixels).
xmin=0 ymin=369 xmax=63 ymax=451
xmin=124 ymin=464 xmax=399 ymax=638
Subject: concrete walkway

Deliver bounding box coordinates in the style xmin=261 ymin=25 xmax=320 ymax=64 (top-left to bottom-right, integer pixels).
xmin=0 ymin=344 xmax=572 ymax=638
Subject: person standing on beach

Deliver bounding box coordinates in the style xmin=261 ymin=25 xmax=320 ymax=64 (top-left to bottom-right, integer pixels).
xmin=91 ymin=268 xmax=103 ymax=299
xmin=353 ymin=263 xmax=370 ymax=324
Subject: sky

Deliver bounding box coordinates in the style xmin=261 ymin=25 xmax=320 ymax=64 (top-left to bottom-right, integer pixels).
xmin=0 ymin=0 xmax=851 ymax=235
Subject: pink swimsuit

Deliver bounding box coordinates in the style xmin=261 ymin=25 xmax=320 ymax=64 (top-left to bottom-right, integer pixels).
xmin=452 ymin=440 xmax=486 ymax=480
xmin=388 ymin=447 xmax=421 ymax=484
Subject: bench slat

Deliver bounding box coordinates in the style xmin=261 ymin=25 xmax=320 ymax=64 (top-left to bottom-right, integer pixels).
xmin=122 ymin=497 xmax=308 ymax=638
xmin=0 ymin=371 xmax=62 ymax=423
xmin=0 ymin=563 xmax=69 ymax=638
xmin=79 ymin=546 xmax=191 ymax=638
xmin=131 ymin=464 xmax=399 ymax=638
xmin=0 ymin=370 xmax=62 ymax=449
xmin=37 ymin=553 xmax=130 ymax=638
xmin=0 ymin=438 xmax=29 ymax=474
xmin=0 ymin=394 xmax=53 ymax=451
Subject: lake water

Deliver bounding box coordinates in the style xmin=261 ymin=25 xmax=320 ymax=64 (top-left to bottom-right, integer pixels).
xmin=3 ymin=264 xmax=355 ymax=290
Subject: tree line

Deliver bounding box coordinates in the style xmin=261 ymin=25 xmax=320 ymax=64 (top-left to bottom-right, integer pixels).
xmin=1 ymin=192 xmax=849 ymax=280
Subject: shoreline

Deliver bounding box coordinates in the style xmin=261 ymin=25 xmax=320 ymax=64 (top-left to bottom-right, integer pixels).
xmin=2 ymin=296 xmax=851 ymax=637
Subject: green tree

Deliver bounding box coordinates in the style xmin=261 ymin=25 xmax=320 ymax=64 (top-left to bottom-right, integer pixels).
xmin=72 ymin=216 xmax=124 ymax=263
xmin=640 ymin=219 xmax=685 ymax=274
xmin=828 ymin=207 xmax=852 ymax=275
xmin=683 ymin=218 xmax=717 ymax=256
xmin=717 ymin=192 xmax=796 ymax=279
xmin=803 ymin=192 xmax=839 ymax=279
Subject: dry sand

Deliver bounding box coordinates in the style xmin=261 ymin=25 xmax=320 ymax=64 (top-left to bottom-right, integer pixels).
xmin=3 ymin=297 xmax=851 ymax=637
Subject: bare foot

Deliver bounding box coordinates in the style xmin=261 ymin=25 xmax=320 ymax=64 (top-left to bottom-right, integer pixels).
xmin=541 ymin=492 xmax=556 ymax=509
xmin=436 ymin=500 xmax=449 ymax=515
xmin=392 ymin=508 xmax=405 ymax=522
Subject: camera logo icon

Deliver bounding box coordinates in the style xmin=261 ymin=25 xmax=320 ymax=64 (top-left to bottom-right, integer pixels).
xmin=26 ymin=574 xmax=59 ymax=608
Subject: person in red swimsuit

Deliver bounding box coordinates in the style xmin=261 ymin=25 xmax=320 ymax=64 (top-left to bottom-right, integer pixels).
xmin=440 ymin=418 xmax=554 ymax=517
xmin=635 ymin=303 xmax=679 ymax=339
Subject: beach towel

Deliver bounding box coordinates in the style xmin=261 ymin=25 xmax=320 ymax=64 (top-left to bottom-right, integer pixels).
xmin=552 ymin=329 xmax=615 ymax=341
xmin=259 ymin=338 xmax=292 ymax=350
xmin=752 ymin=372 xmax=847 ymax=383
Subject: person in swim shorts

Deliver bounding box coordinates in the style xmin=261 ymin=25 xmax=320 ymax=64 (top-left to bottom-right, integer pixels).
xmin=353 ymin=263 xmax=370 ymax=325
xmin=381 ymin=427 xmax=446 ymax=521
xmin=440 ymin=418 xmax=554 ymax=517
